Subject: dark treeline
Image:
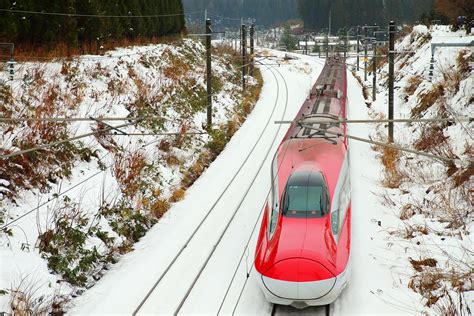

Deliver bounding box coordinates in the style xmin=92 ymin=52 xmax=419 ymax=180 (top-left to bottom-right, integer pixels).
xmin=298 ymin=0 xmax=435 ymax=31
xmin=183 ymin=0 xmax=299 ymax=26
xmin=0 ymin=0 xmax=185 ymax=50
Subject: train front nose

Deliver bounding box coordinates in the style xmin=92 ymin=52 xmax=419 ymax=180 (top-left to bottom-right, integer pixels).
xmin=261 ymin=258 xmax=336 ymax=301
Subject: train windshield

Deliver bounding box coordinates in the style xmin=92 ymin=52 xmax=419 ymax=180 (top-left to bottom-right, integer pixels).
xmin=282 ymin=170 xmax=328 ymax=218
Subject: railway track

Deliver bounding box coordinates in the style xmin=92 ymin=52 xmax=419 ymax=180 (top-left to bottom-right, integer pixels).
xmin=133 ymin=58 xmax=291 ymax=315
xmin=272 ymin=304 xmax=330 ymax=316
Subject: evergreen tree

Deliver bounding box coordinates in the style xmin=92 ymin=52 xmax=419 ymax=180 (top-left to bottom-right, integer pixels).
xmin=280 ymin=24 xmax=297 ymax=50
xmin=0 ymin=0 xmax=187 ymax=52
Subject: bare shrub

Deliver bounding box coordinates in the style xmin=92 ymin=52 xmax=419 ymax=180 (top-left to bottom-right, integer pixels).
xmin=400 ymin=203 xmax=422 ymax=220
xmin=38 ymin=198 xmax=116 ymax=286
xmin=453 ymin=162 xmax=473 ymax=187
xmin=9 ymin=277 xmax=68 ymax=315
xmin=404 ymin=76 xmax=423 ymax=96
xmin=113 ymin=151 xmax=148 ymax=198
xmin=456 ymin=49 xmax=472 ymax=79
xmin=351 ymin=71 xmax=369 ymax=100
xmin=150 ymin=198 xmax=170 ymax=219
xmin=411 ymin=83 xmax=444 ymax=118
xmin=414 ymin=125 xmax=448 ymax=152
xmin=169 ymin=187 xmax=185 ymax=203
xmin=410 ymin=257 xmax=438 ymax=271
xmin=433 ymin=291 xmax=472 ymax=316
xmin=380 ymin=147 xmax=405 ymax=188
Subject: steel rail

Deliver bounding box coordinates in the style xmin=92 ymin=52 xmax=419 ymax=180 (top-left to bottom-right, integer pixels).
xmin=173 ymin=62 xmax=290 ymax=315
xmin=132 ymin=59 xmax=284 ymax=316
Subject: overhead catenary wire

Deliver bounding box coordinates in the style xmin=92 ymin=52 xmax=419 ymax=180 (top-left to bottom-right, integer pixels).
xmin=299 ymin=124 xmax=469 ymax=164
xmin=131 ymin=58 xmax=284 ymax=316
xmin=173 ymin=61 xmax=289 ymax=315
xmin=0 ymin=121 xmax=137 ymax=159
xmin=218 ymin=137 xmax=294 ymax=315
xmin=0 ymin=136 xmax=164 ymax=230
xmin=0 ymin=8 xmax=204 ymax=18
xmin=1 ymin=168 xmax=106 ymax=230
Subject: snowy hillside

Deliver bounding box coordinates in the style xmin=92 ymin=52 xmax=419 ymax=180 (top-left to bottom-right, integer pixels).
xmin=0 ymin=23 xmax=471 ymax=316
xmin=0 ymin=39 xmax=261 ymax=313
xmin=340 ymin=25 xmax=473 ymax=314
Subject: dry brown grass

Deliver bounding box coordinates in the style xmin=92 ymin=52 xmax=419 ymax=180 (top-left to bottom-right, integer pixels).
xmin=163 ymin=50 xmax=191 ymax=81
xmin=411 ymin=83 xmax=444 ymax=118
xmin=400 ymin=203 xmax=422 ymax=220
xmin=351 ymin=71 xmax=370 ymax=100
xmin=404 ymin=76 xmax=423 ymax=96
xmin=414 ymin=125 xmax=448 ymax=152
xmin=150 ymin=198 xmax=170 ymax=219
xmin=380 ymin=147 xmax=404 ymax=188
xmin=181 ymin=151 xmax=212 ymax=189
xmin=113 ymin=151 xmax=148 ymax=198
xmin=410 ymin=257 xmax=438 ymax=271
xmin=453 ymin=162 xmax=473 ymax=187
xmin=398 ymin=25 xmax=414 ymax=41
xmin=9 ymin=277 xmax=68 ymax=315
xmin=409 ymin=267 xmax=473 ymax=308
xmin=169 ymin=187 xmax=186 ymax=203
xmin=456 ymin=50 xmax=472 ymax=79
xmin=11 ymin=34 xmax=183 ymax=62
xmin=164 ymin=153 xmax=181 ymax=167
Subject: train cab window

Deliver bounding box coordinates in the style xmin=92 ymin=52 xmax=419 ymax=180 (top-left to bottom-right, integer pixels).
xmin=282 ymin=170 xmax=328 ymax=218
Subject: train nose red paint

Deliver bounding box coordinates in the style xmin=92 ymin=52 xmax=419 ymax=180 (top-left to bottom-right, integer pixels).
xmin=261 ymin=258 xmax=337 ymax=301
xmin=265 ymin=258 xmax=335 ymax=282
xmin=254 ymin=59 xmax=351 ymax=308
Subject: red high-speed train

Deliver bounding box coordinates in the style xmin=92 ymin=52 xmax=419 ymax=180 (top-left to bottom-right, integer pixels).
xmin=255 ymin=58 xmax=351 ymax=309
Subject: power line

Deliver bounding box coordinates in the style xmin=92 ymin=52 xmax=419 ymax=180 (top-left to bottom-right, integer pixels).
xmin=0 ymin=8 xmax=204 ymax=18
xmin=218 ymin=139 xmax=294 ymax=314
xmin=300 ymin=124 xmax=469 ymax=163
xmin=207 ymin=12 xmax=242 ymax=22
xmin=1 ymin=136 xmax=164 ymax=230
xmin=104 ymin=132 xmax=207 ymax=136
xmin=3 ymin=116 xmax=471 ymax=125
xmin=0 ymin=121 xmax=136 ymax=159
xmin=1 ymin=168 xmax=106 ymax=230
xmin=131 ymin=58 xmax=284 ymax=316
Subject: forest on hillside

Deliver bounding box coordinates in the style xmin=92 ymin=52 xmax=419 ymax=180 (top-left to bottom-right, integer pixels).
xmin=182 ymin=0 xmax=299 ymax=26
xmin=298 ymin=0 xmax=435 ymax=31
xmin=0 ymin=0 xmax=185 ymax=51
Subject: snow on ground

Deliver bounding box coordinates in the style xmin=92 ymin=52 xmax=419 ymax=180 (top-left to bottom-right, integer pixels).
xmin=69 ymin=50 xmax=322 ymax=315
xmin=338 ymin=25 xmax=473 ymax=315
xmin=0 ymin=39 xmax=253 ymax=312
xmin=2 ymin=25 xmax=471 ymax=315
xmin=334 ymin=66 xmax=422 ymax=316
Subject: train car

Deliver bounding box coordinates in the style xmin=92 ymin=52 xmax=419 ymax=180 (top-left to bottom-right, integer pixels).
xmin=254 ymin=58 xmax=351 ymax=309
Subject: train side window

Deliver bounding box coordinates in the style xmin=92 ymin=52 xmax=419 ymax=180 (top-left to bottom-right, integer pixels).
xmin=331 ymin=154 xmax=350 ymax=239
xmin=268 ymin=151 xmax=280 ymax=238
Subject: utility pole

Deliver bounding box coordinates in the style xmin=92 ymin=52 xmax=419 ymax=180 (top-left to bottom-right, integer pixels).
xmin=206 ymin=19 xmax=212 ymax=130
xmin=372 ymin=39 xmax=377 ymax=101
xmin=1 ymin=43 xmax=15 ymax=81
xmin=388 ymin=21 xmax=395 ymax=143
xmin=325 ymin=33 xmax=329 ymax=58
xmin=356 ymin=26 xmax=360 ymax=70
xmin=343 ymin=28 xmax=347 ymax=59
xmin=328 ymin=10 xmax=332 ymax=37
xmin=250 ymin=23 xmax=255 ymax=77
xmin=242 ymin=24 xmax=247 ymax=91
xmin=364 ymin=25 xmax=368 ymax=81
xmin=305 ymin=35 xmax=308 ymax=55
